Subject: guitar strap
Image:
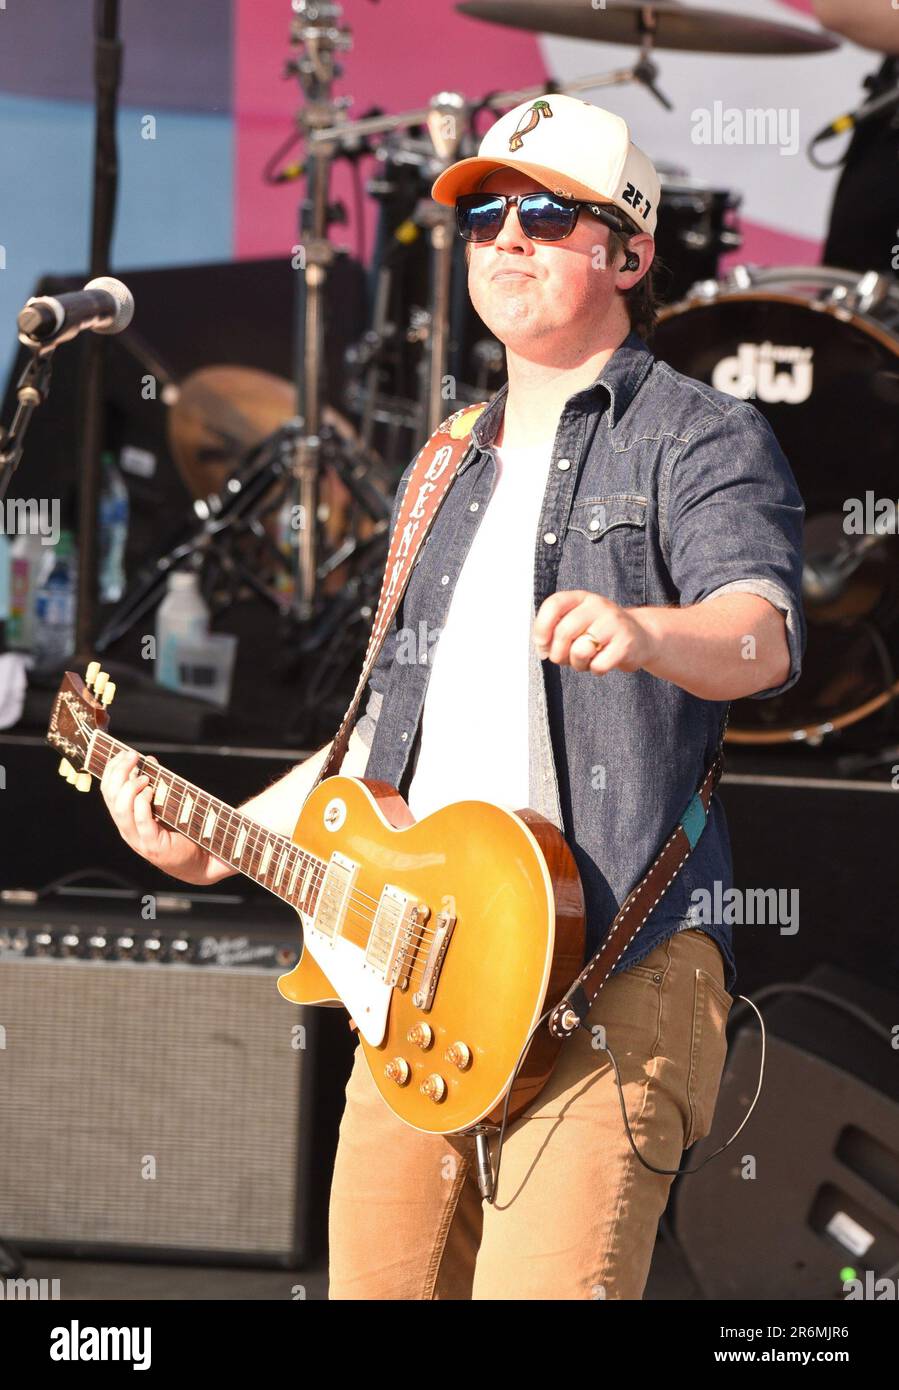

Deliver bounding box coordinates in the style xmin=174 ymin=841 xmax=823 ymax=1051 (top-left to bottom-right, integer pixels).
xmin=312 ymin=401 xmax=491 ymax=788
xmin=313 ymin=400 xmax=729 ymax=1042
xmin=547 ymin=702 xmax=729 ymax=1038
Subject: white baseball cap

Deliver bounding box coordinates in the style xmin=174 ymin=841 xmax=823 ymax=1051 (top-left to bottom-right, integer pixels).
xmin=431 ymin=93 xmax=660 ymax=237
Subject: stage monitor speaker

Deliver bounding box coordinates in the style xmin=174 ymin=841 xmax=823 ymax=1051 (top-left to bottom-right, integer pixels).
xmin=672 ymin=963 xmax=899 ymax=1299
xmin=0 ymin=900 xmax=356 ymax=1267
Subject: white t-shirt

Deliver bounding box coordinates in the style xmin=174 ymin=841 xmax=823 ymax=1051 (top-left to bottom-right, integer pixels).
xmin=406 ymin=437 xmax=552 ymax=821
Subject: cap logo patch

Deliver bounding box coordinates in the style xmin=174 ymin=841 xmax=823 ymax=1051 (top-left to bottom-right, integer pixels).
xmin=508 ymin=99 xmax=553 ymax=152
xmin=621 ymin=179 xmax=652 ymax=222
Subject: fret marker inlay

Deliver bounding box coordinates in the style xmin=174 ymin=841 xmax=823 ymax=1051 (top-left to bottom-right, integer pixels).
xmin=179 ymin=793 xmax=194 ymax=825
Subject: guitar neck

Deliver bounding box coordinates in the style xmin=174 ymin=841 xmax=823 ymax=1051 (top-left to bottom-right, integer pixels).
xmin=85 ymin=731 xmax=325 ymax=917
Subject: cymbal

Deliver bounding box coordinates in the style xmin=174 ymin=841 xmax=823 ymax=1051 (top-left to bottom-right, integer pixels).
xmin=167 ymin=365 xmax=295 ymax=499
xmin=456 ymin=0 xmax=839 ymax=55
xmin=165 ymin=365 xmax=372 ymax=590
xmin=166 ymin=364 xmax=361 ymax=502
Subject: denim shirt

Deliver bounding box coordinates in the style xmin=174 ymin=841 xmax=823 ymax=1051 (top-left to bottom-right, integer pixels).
xmin=354 ymin=331 xmax=806 ymax=994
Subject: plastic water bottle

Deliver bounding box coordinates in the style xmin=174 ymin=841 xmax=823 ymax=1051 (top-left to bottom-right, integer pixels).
xmin=0 ymin=532 xmax=10 ymax=622
xmin=98 ymin=451 xmax=129 ymax=603
xmin=7 ymin=530 xmax=47 ymax=649
xmin=0 ymin=532 xmax=10 ymax=652
xmin=156 ymin=570 xmax=209 ymax=692
xmin=32 ymin=530 xmax=78 ymax=670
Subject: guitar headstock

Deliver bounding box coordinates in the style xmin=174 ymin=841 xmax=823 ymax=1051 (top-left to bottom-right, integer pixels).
xmin=46 ymin=662 xmax=116 ymax=792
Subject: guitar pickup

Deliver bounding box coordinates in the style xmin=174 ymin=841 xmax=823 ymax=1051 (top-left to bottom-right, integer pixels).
xmin=312 ymin=851 xmax=358 ymax=940
xmin=365 ymin=886 xmax=428 ymax=989
xmin=412 ymin=909 xmax=456 ymax=1012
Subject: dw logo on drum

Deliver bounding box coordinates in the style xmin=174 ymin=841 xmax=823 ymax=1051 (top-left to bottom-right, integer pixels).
xmin=711 ymin=341 xmax=814 ymax=405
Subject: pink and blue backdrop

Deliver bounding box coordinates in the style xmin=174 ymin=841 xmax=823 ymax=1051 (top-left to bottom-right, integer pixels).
xmin=0 ymin=0 xmax=880 ymax=385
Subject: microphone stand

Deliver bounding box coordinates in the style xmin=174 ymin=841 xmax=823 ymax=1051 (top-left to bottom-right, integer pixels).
xmin=0 ymin=350 xmax=56 ymax=506
xmin=74 ymin=0 xmax=123 ymax=663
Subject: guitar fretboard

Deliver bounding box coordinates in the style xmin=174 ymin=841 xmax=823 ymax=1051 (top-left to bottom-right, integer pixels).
xmin=85 ymin=732 xmax=325 ymax=916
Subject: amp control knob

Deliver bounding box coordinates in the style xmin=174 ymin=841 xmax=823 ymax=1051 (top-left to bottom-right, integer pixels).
xmin=407 ymin=1023 xmax=433 ymax=1050
xmin=385 ymin=1057 xmax=411 ymax=1086
xmin=420 ymin=1074 xmax=447 ymax=1103
xmin=445 ymin=1042 xmax=472 ymax=1071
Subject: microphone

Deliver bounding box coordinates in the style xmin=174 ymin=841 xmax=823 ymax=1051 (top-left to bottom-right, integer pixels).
xmin=17 ymin=276 xmax=134 ymax=348
xmin=811 ymin=81 xmax=899 ymax=145
xmin=802 ymin=531 xmax=893 ymax=603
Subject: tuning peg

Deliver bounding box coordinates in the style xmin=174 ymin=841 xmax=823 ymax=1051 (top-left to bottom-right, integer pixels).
xmin=85 ymin=660 xmax=101 ymax=688
xmin=58 ymin=757 xmax=74 ymax=778
xmin=93 ymin=670 xmax=109 ymax=698
xmin=101 ymin=681 xmax=116 ymax=707
xmin=75 ymin=771 xmax=92 ymax=793
xmin=66 ymin=765 xmax=79 ymax=784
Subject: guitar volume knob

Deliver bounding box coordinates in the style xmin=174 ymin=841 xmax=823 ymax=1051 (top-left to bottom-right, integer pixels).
xmin=445 ymin=1042 xmax=472 ymax=1071
xmin=406 ymin=1023 xmax=433 ymax=1050
xmin=385 ymin=1057 xmax=411 ymax=1086
xmin=420 ymin=1073 xmax=447 ymax=1103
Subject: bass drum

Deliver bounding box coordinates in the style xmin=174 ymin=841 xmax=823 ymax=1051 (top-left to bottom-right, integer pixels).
xmin=653 ymin=266 xmax=899 ymax=744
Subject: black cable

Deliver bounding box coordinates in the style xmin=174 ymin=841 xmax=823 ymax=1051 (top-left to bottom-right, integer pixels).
xmin=481 ymin=1001 xmax=557 ymax=1205
xmin=262 ymin=125 xmax=303 ymax=185
xmin=351 ymin=153 xmax=366 ymax=264
xmin=482 ymin=978 xmax=891 ymax=1201
xmin=589 ymin=981 xmax=891 ymax=1179
xmin=807 ymin=133 xmax=851 ymax=172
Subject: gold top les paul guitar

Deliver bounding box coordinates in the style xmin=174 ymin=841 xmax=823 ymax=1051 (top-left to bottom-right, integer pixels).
xmin=48 ymin=664 xmax=586 ymax=1136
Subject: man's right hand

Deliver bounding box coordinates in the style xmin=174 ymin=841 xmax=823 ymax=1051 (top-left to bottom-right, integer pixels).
xmin=100 ymin=748 xmax=229 ymax=885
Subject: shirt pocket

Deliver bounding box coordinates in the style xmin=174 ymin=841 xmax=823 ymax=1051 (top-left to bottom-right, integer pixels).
xmin=565 ymin=494 xmax=648 ymax=607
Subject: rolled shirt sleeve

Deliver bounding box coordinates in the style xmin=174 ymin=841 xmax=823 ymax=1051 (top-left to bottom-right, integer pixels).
xmin=661 ymin=401 xmax=806 ymax=699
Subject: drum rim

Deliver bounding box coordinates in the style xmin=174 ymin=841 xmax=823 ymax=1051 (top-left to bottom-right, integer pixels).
xmin=657 ymin=277 xmax=899 ymax=357
xmin=727 ymin=680 xmax=899 ymax=744
xmin=657 ymin=267 xmax=899 ymax=745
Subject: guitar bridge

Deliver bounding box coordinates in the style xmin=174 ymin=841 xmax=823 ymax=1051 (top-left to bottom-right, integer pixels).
xmin=412 ymin=909 xmax=456 ymax=1012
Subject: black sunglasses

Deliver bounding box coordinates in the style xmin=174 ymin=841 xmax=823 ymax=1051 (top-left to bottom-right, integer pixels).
xmin=455 ymin=191 xmax=628 ymax=244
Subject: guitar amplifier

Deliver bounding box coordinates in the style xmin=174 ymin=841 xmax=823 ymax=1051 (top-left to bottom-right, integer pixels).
xmin=0 ymin=895 xmax=356 ymax=1267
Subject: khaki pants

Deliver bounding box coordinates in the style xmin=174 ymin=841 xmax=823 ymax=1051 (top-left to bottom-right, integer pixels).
xmin=328 ymin=927 xmax=733 ymax=1300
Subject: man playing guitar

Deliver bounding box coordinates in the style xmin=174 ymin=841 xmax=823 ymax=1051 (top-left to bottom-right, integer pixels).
xmin=99 ymin=95 xmax=805 ymax=1299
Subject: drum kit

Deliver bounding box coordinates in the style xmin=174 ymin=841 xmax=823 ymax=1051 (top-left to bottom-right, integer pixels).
xmin=101 ymin=0 xmax=898 ymax=752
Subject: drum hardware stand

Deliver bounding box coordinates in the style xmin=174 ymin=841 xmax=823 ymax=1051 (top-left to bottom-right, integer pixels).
xmin=94 ymin=415 xmax=390 ymax=654
xmin=314 ymin=62 xmax=677 ymax=450
xmin=283 ymin=0 xmax=354 ymax=622
xmin=420 ymin=94 xmax=465 ymax=436
xmin=280 ymin=0 xmax=394 ymax=634
xmin=94 ymin=422 xmax=301 ymax=650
